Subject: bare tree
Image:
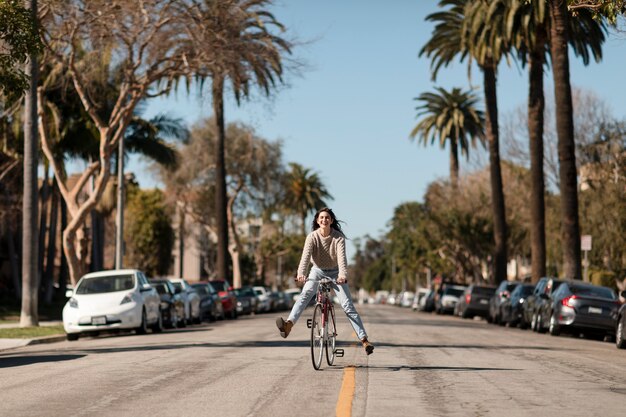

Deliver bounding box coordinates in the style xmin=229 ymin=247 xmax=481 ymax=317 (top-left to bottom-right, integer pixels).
xmin=38 ymin=0 xmax=187 ymax=285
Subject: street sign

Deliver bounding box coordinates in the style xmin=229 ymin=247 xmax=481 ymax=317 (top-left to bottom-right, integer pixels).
xmin=581 ymin=235 xmax=592 ymax=251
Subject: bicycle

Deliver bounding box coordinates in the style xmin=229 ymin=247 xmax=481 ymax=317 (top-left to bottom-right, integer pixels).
xmin=306 ymin=278 xmax=344 ymax=370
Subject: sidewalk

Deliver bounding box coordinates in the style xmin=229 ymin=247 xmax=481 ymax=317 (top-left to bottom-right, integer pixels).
xmin=0 ymin=321 xmax=66 ymax=352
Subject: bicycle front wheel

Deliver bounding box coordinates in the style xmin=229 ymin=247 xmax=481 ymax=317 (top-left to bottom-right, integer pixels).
xmin=311 ymin=304 xmax=324 ymax=370
xmin=325 ymin=305 xmax=337 ymax=366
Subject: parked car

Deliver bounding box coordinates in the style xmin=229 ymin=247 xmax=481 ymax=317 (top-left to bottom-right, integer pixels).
xmin=455 ymin=285 xmax=496 ymax=319
xmin=283 ymin=288 xmax=301 ymax=307
xmin=63 ymin=269 xmax=162 ymax=340
xmin=488 ymin=281 xmax=520 ymax=324
xmin=420 ymin=289 xmax=437 ymax=312
xmin=234 ymin=286 xmax=258 ymax=315
xmin=542 ymin=281 xmax=620 ymax=339
xmin=168 ymin=278 xmax=202 ymax=324
xmin=399 ymin=291 xmax=415 ymax=308
xmin=500 ymin=284 xmax=535 ymax=327
xmin=531 ymin=278 xmax=565 ymax=333
xmin=150 ymin=278 xmax=186 ymax=328
xmin=615 ymin=290 xmax=626 ymax=349
xmin=192 ymin=282 xmax=225 ymax=321
xmin=209 ymin=280 xmax=238 ymax=319
xmin=521 ymin=277 xmax=561 ymax=330
xmin=435 ymin=285 xmax=466 ymax=314
xmin=253 ymin=286 xmax=273 ymax=313
xmin=412 ymin=288 xmax=430 ymax=311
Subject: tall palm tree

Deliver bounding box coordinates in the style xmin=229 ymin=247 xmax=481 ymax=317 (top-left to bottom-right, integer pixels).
xmin=181 ymin=0 xmax=292 ymax=280
xmin=20 ymin=0 xmax=39 ymax=327
xmin=505 ymin=0 xmax=605 ymax=282
xmin=420 ymin=0 xmax=510 ymax=283
xmin=285 ymin=163 xmax=332 ymax=236
xmin=410 ymin=86 xmax=485 ymax=187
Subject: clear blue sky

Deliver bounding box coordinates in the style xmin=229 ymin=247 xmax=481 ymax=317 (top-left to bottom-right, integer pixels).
xmin=135 ymin=0 xmax=626 ymax=259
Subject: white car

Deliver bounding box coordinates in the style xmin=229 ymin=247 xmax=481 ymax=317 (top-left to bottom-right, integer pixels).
xmin=63 ymin=269 xmax=162 ymax=341
xmin=168 ymin=278 xmax=201 ymax=324
xmin=253 ymin=286 xmax=272 ymax=313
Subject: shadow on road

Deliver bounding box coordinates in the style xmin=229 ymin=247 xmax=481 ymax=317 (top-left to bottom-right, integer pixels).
xmin=353 ymin=364 xmax=522 ymax=372
xmin=0 ymin=354 xmax=85 ymax=368
xmin=373 ymin=341 xmax=571 ymax=351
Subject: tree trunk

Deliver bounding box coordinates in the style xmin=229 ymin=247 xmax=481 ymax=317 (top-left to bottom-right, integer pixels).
xmin=59 ymin=199 xmax=68 ymax=293
xmin=20 ymin=0 xmax=39 ymax=327
xmin=227 ymin=184 xmax=244 ymax=288
xmin=527 ymin=27 xmax=548 ymax=283
xmin=43 ymin=179 xmax=59 ymax=305
xmin=5 ymin=215 xmax=21 ymax=299
xmin=449 ymin=139 xmax=459 ymax=187
xmin=549 ymin=0 xmax=582 ymax=280
xmin=212 ymin=76 xmax=229 ymax=280
xmin=482 ymin=64 xmax=508 ymax=284
xmin=38 ymin=168 xmax=50 ymax=283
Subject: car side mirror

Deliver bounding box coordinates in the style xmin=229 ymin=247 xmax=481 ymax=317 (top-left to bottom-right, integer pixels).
xmin=65 ymin=289 xmax=73 ymax=298
xmin=140 ymin=283 xmax=152 ymax=292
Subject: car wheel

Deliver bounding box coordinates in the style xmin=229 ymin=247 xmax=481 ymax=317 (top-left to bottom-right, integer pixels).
xmin=151 ymin=310 xmax=163 ymax=333
xmin=531 ymin=313 xmax=538 ymax=332
xmin=549 ymin=313 xmax=560 ymax=336
xmin=66 ymin=333 xmax=79 ymax=341
xmin=617 ymin=315 xmax=626 ymax=349
xmin=169 ymin=307 xmax=178 ymax=328
xmin=536 ymin=314 xmax=546 ymax=334
xmin=136 ymin=309 xmax=148 ymax=335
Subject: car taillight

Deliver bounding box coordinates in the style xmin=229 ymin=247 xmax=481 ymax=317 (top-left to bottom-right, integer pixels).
xmin=465 ymin=294 xmax=471 ymax=304
xmin=561 ymin=295 xmax=577 ymax=307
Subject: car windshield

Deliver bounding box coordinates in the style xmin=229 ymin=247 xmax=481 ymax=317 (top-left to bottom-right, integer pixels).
xmin=153 ymin=283 xmax=168 ymax=295
xmin=193 ymin=285 xmax=208 ymax=296
xmin=520 ymin=286 xmax=534 ymax=296
xmin=236 ymin=288 xmax=255 ymax=297
xmin=210 ymin=281 xmax=227 ymax=292
xmin=76 ymin=274 xmax=135 ymax=294
xmin=171 ymin=282 xmax=183 ymax=292
xmin=570 ymin=285 xmax=616 ymax=300
xmin=445 ymin=288 xmax=464 ymax=297
xmin=473 ymin=287 xmax=495 ymax=295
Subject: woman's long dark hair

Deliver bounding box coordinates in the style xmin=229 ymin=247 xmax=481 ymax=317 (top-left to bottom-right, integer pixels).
xmin=311 ymin=207 xmax=345 ymax=235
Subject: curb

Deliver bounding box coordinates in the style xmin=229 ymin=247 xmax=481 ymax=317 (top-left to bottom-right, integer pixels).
xmin=0 ymin=334 xmax=66 ymax=352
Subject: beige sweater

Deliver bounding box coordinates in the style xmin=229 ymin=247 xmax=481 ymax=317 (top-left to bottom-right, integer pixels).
xmin=297 ymin=229 xmax=348 ymax=279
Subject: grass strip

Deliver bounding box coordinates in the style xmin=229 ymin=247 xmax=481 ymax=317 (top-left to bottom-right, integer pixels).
xmin=0 ymin=325 xmax=65 ymax=339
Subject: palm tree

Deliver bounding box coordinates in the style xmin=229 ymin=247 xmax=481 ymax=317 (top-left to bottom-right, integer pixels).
xmin=505 ymin=0 xmax=605 ymax=282
xmin=420 ymin=0 xmax=510 ymax=283
xmin=410 ymin=86 xmax=485 ymax=187
xmin=20 ymin=0 xmax=39 ymax=327
xmin=180 ymin=0 xmax=292 ymax=280
xmin=284 ymin=163 xmax=332 ymax=236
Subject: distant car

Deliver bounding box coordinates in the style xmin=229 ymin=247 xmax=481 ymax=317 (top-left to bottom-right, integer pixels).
xmin=488 ymin=281 xmax=520 ymax=324
xmin=234 ymin=286 xmax=258 ymax=315
xmin=615 ymin=290 xmax=626 ymax=349
xmin=283 ymin=288 xmax=301 ymax=307
xmin=253 ymin=286 xmax=273 ymax=313
xmin=209 ymin=280 xmax=238 ymax=319
xmin=150 ymin=278 xmax=185 ymax=328
xmin=531 ymin=278 xmax=565 ymax=333
xmin=455 ymin=285 xmax=496 ymax=319
xmin=168 ymin=278 xmax=202 ymax=325
xmin=420 ymin=289 xmax=436 ymax=312
xmin=500 ymin=284 xmax=535 ymax=327
xmin=412 ymin=289 xmax=430 ymax=311
xmin=63 ymin=269 xmax=162 ymax=340
xmin=521 ymin=277 xmax=562 ymax=330
xmin=435 ymin=285 xmax=466 ymax=314
xmin=399 ymin=291 xmax=415 ymax=308
xmin=192 ymin=282 xmax=225 ymax=321
xmin=543 ymin=281 xmax=620 ymax=338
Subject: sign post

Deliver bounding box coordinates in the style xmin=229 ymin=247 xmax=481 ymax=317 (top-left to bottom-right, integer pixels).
xmin=581 ymin=235 xmax=592 ymax=282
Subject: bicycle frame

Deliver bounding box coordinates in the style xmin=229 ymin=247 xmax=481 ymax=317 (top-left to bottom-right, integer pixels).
xmin=307 ymin=278 xmax=344 ymax=370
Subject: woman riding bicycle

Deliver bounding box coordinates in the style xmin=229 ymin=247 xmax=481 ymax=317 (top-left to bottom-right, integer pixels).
xmin=276 ymin=207 xmax=374 ymax=355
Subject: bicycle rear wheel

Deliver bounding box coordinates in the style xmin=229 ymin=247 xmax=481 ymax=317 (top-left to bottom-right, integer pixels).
xmin=325 ymin=305 xmax=337 ymax=366
xmin=311 ymin=304 xmax=324 ymax=370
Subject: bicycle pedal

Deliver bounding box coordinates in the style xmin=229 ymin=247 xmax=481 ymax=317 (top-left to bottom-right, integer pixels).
xmin=307 ymin=319 xmax=312 ymax=329
xmin=334 ymin=349 xmax=344 ymax=357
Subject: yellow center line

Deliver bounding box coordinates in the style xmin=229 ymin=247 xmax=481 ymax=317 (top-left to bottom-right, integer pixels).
xmin=336 ymin=365 xmax=356 ymax=417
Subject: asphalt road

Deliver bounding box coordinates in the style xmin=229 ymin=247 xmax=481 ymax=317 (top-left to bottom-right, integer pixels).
xmin=1 ymin=304 xmax=625 ymax=417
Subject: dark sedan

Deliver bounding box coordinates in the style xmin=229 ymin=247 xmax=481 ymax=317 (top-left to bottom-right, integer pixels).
xmin=500 ymin=284 xmax=535 ymax=327
xmin=532 ymin=278 xmax=565 ymax=333
xmin=191 ymin=282 xmax=225 ymax=322
xmin=234 ymin=286 xmax=258 ymax=315
xmin=521 ymin=277 xmax=562 ymax=330
xmin=544 ymin=281 xmax=620 ymax=338
xmin=456 ymin=285 xmax=496 ymax=319
xmin=488 ymin=281 xmax=520 ymax=324
xmin=150 ymin=279 xmax=185 ymax=328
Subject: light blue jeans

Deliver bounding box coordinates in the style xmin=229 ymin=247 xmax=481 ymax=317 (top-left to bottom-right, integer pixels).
xmin=287 ymin=267 xmax=368 ymax=341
